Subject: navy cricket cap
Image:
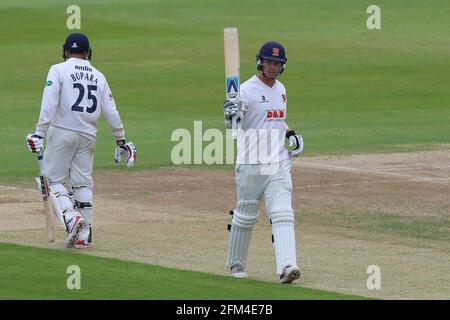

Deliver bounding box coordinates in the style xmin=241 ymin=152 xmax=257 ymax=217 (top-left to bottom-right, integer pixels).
xmin=63 ymin=33 xmax=90 ymax=53
xmin=258 ymin=41 xmax=287 ymax=62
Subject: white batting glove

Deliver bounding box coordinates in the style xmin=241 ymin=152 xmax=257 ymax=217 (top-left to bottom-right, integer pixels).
xmin=224 ymin=99 xmax=246 ymax=130
xmin=286 ymin=130 xmax=304 ymax=157
xmin=115 ymin=140 xmax=137 ymax=167
xmin=223 ymin=99 xmax=239 ymax=121
xmin=26 ymin=133 xmax=44 ymax=153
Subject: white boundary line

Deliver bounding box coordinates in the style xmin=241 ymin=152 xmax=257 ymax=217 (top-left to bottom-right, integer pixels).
xmin=383 ymin=165 xmax=450 ymax=171
xmin=299 ymin=178 xmax=449 ymax=189
xmin=300 ymin=162 xmax=450 ymax=183
xmin=0 ymin=185 xmax=120 ymax=197
xmin=0 ymin=185 xmax=37 ymax=193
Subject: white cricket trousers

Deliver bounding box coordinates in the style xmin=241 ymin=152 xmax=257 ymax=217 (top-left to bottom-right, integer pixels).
xmin=44 ymin=126 xmax=95 ymax=239
xmin=44 ymin=126 xmax=95 ymax=187
xmin=228 ymin=159 xmax=298 ymax=275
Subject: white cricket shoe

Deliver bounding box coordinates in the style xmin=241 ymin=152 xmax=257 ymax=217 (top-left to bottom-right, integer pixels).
xmin=74 ymin=239 xmax=89 ymax=249
xmin=74 ymin=227 xmax=90 ymax=249
xmin=65 ymin=214 xmax=86 ymax=248
xmin=280 ymin=265 xmax=301 ymax=284
xmin=231 ymin=264 xmax=248 ymax=278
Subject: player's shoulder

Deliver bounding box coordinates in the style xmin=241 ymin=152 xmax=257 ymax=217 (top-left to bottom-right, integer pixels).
xmin=77 ymin=62 xmax=107 ymax=85
xmin=89 ymin=64 xmax=106 ymax=80
xmin=240 ymin=75 xmax=259 ymax=91
xmin=52 ymin=61 xmax=65 ymax=68
xmin=48 ymin=61 xmax=65 ymax=72
xmin=275 ymin=79 xmax=286 ymax=91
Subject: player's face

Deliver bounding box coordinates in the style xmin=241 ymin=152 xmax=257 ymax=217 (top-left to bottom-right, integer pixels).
xmin=261 ymin=60 xmax=283 ymax=79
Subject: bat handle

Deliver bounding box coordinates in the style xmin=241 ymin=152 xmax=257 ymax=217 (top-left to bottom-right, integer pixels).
xmin=231 ymin=116 xmax=237 ymax=140
xmin=37 ymin=151 xmax=45 ymax=174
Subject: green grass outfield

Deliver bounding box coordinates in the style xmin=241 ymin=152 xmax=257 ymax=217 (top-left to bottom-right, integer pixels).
xmin=1 ymin=1 xmax=447 ymax=300
xmin=1 ymin=0 xmax=449 ymax=183
xmin=0 ymin=243 xmax=366 ymax=300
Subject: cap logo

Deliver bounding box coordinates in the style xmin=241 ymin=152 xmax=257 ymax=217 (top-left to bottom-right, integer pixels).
xmin=71 ymin=42 xmax=78 ymax=48
xmin=272 ymin=48 xmax=280 ymax=56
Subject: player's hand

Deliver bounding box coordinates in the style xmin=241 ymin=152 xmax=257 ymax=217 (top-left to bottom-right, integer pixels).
xmin=26 ymin=133 xmax=44 ymax=153
xmin=223 ymin=99 xmax=239 ymax=121
xmin=114 ymin=140 xmax=137 ymax=167
xmin=286 ymin=130 xmax=304 ymax=157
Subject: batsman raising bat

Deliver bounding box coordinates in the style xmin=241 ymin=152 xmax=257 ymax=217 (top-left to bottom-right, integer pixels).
xmin=224 ymin=40 xmax=304 ymax=283
xmin=26 ymin=33 xmax=137 ymax=249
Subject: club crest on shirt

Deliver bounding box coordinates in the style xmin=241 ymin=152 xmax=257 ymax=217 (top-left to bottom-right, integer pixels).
xmin=265 ymin=109 xmax=285 ymax=121
xmin=259 ymin=95 xmax=269 ymax=103
xmin=282 ymin=93 xmax=287 ymax=103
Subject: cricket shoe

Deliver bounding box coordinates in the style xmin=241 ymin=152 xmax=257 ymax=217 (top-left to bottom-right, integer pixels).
xmin=65 ymin=214 xmax=86 ymax=248
xmin=231 ymin=264 xmax=248 ymax=278
xmin=74 ymin=239 xmax=89 ymax=249
xmin=74 ymin=227 xmax=91 ymax=249
xmin=280 ymin=265 xmax=301 ymax=284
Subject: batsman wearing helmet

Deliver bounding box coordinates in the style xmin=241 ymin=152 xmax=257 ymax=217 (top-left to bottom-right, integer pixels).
xmin=224 ymin=41 xmax=304 ymax=283
xmin=26 ymin=33 xmax=137 ymax=249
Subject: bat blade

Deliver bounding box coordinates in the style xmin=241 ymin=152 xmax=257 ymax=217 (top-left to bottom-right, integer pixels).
xmin=38 ymin=154 xmax=56 ymax=242
xmin=224 ymin=27 xmax=240 ymax=139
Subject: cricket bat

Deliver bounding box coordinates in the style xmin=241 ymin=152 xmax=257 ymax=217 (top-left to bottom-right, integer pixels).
xmin=37 ymin=151 xmax=56 ymax=242
xmin=224 ymin=27 xmax=240 ymax=140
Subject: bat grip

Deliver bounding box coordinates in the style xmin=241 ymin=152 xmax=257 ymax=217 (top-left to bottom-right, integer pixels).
xmin=231 ymin=116 xmax=237 ymax=140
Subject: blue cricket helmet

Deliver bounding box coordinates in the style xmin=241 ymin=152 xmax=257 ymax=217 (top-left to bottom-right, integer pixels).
xmin=256 ymin=41 xmax=287 ymax=73
xmin=62 ymin=33 xmax=92 ymax=60
xmin=258 ymin=41 xmax=287 ymax=62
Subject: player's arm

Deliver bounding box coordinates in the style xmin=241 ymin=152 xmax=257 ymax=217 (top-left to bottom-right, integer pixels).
xmin=101 ymin=79 xmax=125 ymax=141
xmin=26 ymin=66 xmax=61 ymax=153
xmin=35 ymin=66 xmax=61 ymax=138
xmin=101 ymin=79 xmax=136 ymax=167
xmin=283 ymin=89 xmax=304 ymax=157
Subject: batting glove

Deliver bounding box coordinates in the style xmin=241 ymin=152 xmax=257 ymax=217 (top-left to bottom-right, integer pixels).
xmin=26 ymin=133 xmax=44 ymax=153
xmin=286 ymin=130 xmax=304 ymax=157
xmin=115 ymin=140 xmax=137 ymax=167
xmin=223 ymin=99 xmax=239 ymax=121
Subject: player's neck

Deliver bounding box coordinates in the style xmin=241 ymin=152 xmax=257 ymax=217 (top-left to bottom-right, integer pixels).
xmin=257 ymin=73 xmax=276 ymax=88
xmin=68 ymin=53 xmax=86 ymax=60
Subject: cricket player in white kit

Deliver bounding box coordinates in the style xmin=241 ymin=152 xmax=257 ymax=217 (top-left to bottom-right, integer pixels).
xmin=26 ymin=33 xmax=137 ymax=249
xmin=224 ymin=41 xmax=304 ymax=283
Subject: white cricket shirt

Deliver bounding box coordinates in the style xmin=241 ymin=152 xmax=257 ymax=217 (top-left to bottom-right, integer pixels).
xmin=36 ymin=58 xmax=125 ymax=141
xmin=236 ymin=75 xmax=290 ymax=164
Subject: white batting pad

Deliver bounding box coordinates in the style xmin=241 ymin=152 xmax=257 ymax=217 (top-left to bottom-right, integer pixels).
xmin=226 ymin=200 xmax=260 ymax=268
xmin=49 ymin=183 xmax=78 ymax=230
xmin=266 ymin=190 xmax=297 ymax=275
